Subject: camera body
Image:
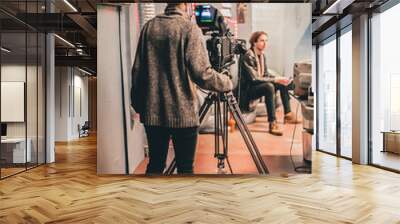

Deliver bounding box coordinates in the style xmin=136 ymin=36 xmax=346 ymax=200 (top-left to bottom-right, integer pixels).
xmin=195 ymin=5 xmax=247 ymax=72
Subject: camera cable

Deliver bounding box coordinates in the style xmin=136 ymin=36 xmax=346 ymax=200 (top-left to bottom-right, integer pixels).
xmin=288 ymin=94 xmax=311 ymax=174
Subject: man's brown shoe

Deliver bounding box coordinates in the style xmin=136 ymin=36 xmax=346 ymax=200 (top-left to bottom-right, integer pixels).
xmin=284 ymin=112 xmax=301 ymax=124
xmin=269 ymin=121 xmax=283 ymax=136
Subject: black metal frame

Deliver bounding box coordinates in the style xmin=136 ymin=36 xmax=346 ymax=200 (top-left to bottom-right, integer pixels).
xmin=316 ymin=0 xmax=400 ymax=172
xmin=367 ymin=10 xmax=373 ymax=166
xmin=315 ymin=33 xmax=339 ymax=156
xmin=0 ymin=0 xmax=48 ymax=180
xmin=0 ymin=14 xmax=2 ymax=179
xmin=315 ymin=22 xmax=353 ymax=162
xmin=336 ymin=20 xmax=341 ymax=158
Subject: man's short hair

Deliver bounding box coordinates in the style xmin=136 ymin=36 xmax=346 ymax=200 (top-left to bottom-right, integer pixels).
xmin=167 ymin=3 xmax=184 ymax=7
xmin=249 ymin=31 xmax=268 ymax=48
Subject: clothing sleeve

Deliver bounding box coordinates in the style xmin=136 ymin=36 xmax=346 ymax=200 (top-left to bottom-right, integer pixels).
xmin=242 ymin=53 xmax=274 ymax=83
xmin=130 ymin=24 xmax=147 ymax=112
xmin=185 ymin=24 xmax=233 ymax=92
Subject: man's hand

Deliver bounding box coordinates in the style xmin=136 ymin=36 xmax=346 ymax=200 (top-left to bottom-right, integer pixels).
xmin=221 ymin=69 xmax=232 ymax=80
xmin=130 ymin=106 xmax=139 ymax=126
xmin=274 ymin=77 xmax=291 ymax=86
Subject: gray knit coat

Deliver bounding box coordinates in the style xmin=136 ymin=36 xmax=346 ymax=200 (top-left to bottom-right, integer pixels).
xmin=131 ymin=7 xmax=233 ymax=128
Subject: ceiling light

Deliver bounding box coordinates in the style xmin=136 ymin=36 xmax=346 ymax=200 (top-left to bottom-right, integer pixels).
xmin=322 ymin=0 xmax=356 ymax=15
xmin=78 ymin=67 xmax=93 ymax=76
xmin=54 ymin=34 xmax=75 ymax=48
xmin=63 ymin=0 xmax=78 ymax=12
xmin=322 ymin=0 xmax=343 ymax=15
xmin=1 ymin=47 xmax=11 ymax=53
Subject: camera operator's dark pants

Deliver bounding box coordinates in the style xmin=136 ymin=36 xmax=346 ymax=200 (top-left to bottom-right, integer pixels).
xmin=248 ymin=82 xmax=292 ymax=122
xmin=144 ymin=126 xmax=198 ymax=175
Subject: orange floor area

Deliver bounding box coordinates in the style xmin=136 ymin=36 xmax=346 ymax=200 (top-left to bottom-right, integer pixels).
xmin=134 ymin=102 xmax=309 ymax=175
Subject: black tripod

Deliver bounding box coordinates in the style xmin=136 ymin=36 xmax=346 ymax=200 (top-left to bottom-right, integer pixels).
xmin=163 ymin=90 xmax=269 ymax=175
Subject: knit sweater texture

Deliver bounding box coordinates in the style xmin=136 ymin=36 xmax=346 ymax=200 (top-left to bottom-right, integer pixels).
xmin=131 ymin=7 xmax=232 ymax=128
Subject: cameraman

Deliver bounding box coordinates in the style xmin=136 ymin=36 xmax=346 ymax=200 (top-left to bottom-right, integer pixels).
xmin=239 ymin=31 xmax=299 ymax=136
xmin=131 ymin=3 xmax=233 ymax=174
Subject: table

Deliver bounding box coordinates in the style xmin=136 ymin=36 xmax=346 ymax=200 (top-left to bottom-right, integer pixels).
xmin=1 ymin=138 xmax=32 ymax=164
xmin=382 ymin=131 xmax=400 ymax=154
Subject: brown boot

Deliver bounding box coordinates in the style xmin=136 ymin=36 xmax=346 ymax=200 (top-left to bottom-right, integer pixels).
xmin=284 ymin=112 xmax=301 ymax=124
xmin=269 ymin=121 xmax=283 ymax=136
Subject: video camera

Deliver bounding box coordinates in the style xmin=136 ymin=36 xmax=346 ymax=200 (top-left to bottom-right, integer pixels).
xmin=194 ymin=5 xmax=247 ymax=71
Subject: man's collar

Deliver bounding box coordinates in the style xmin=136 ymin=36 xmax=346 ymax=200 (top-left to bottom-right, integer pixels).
xmin=252 ymin=47 xmax=264 ymax=56
xmin=164 ymin=6 xmax=188 ymax=19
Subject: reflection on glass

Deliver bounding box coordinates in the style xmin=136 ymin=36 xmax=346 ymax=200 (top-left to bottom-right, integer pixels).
xmin=318 ymin=37 xmax=337 ymax=154
xmin=371 ymin=3 xmax=400 ymax=171
xmin=1 ymin=31 xmax=28 ymax=177
xmin=340 ymin=29 xmax=352 ymax=158
xmin=27 ymin=31 xmax=38 ymax=169
xmin=38 ymin=33 xmax=46 ymax=165
xmin=0 ymin=1 xmax=47 ymax=179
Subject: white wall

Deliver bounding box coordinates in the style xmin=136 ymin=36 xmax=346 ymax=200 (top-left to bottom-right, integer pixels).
xmin=1 ymin=63 xmax=46 ymax=163
xmin=1 ymin=65 xmax=37 ymax=138
xmin=55 ymin=66 xmax=69 ymax=141
xmin=54 ymin=67 xmax=89 ymax=141
xmin=70 ymin=72 xmax=89 ymax=138
xmin=251 ymin=3 xmax=312 ymax=77
xmin=97 ymin=4 xmax=145 ymax=175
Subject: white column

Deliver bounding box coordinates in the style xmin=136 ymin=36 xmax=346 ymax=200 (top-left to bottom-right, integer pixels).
xmin=352 ymin=14 xmax=369 ymax=164
xmin=46 ymin=32 xmax=55 ymax=163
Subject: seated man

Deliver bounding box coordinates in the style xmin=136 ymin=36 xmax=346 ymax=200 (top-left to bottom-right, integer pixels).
xmin=238 ymin=31 xmax=299 ymax=136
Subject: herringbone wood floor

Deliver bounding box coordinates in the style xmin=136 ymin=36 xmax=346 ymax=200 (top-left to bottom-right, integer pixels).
xmin=1 ymin=135 xmax=400 ymax=223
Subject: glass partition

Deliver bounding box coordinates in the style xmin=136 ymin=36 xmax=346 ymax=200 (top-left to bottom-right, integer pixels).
xmin=370 ymin=3 xmax=400 ymax=171
xmin=317 ymin=35 xmax=337 ymax=155
xmin=0 ymin=1 xmax=46 ymax=179
xmin=1 ymin=30 xmax=28 ymax=178
xmin=339 ymin=28 xmax=352 ymax=158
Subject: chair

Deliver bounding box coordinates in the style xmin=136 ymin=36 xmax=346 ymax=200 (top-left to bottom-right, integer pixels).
xmin=78 ymin=121 xmax=90 ymax=138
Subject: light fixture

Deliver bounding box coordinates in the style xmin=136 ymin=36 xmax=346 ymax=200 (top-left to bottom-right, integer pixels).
xmin=322 ymin=0 xmax=354 ymax=15
xmin=78 ymin=67 xmax=93 ymax=76
xmin=63 ymin=0 xmax=78 ymax=12
xmin=1 ymin=47 xmax=11 ymax=53
xmin=54 ymin=34 xmax=75 ymax=48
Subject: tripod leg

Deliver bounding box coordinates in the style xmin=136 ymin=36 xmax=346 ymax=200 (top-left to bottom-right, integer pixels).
xmin=163 ymin=92 xmax=215 ymax=175
xmin=199 ymin=93 xmax=215 ymax=123
xmin=214 ymin=98 xmax=220 ymax=159
xmin=230 ymin=110 xmax=265 ymax=173
xmin=225 ymin=93 xmax=269 ymax=174
xmin=226 ymin=156 xmax=233 ymax=174
xmin=231 ymin=101 xmax=269 ymax=173
xmin=164 ymin=159 xmax=176 ymax=175
xmin=216 ymin=97 xmax=230 ymax=174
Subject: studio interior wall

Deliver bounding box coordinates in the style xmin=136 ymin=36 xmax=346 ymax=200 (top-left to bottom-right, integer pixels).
xmin=252 ymin=3 xmax=312 ymax=77
xmin=54 ymin=67 xmax=89 ymax=141
xmin=1 ymin=64 xmax=42 ymax=141
xmin=97 ymin=4 xmax=145 ymax=174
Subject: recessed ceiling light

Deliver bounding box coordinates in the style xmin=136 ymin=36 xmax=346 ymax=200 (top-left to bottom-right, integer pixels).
xmin=78 ymin=67 xmax=93 ymax=76
xmin=54 ymin=34 xmax=75 ymax=48
xmin=1 ymin=47 xmax=11 ymax=53
xmin=63 ymin=0 xmax=78 ymax=12
xmin=323 ymin=0 xmax=343 ymax=15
